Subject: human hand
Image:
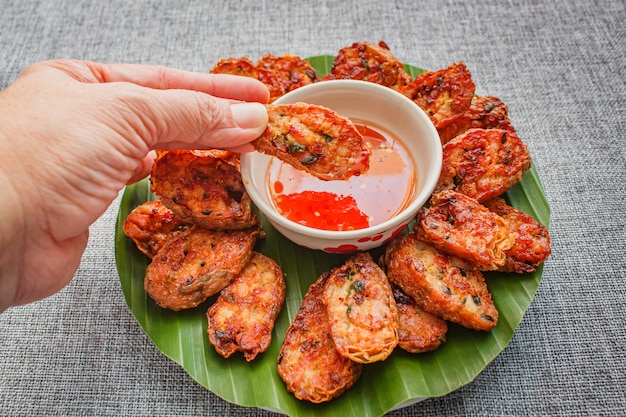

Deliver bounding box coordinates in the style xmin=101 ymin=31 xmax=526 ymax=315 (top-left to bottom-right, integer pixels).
xmin=0 ymin=59 xmax=269 ymax=312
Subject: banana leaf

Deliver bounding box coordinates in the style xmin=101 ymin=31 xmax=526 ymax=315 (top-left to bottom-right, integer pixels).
xmin=115 ymin=56 xmax=550 ymax=417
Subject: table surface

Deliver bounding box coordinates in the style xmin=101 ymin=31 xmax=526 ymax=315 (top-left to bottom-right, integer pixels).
xmin=1 ymin=1 xmax=624 ymax=416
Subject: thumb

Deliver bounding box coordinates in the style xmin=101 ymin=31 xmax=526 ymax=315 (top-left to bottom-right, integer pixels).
xmin=133 ymin=88 xmax=268 ymax=151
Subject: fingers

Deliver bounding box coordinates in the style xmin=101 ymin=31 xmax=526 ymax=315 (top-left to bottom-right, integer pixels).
xmin=39 ymin=59 xmax=270 ymax=152
xmin=124 ymin=87 xmax=268 ymax=151
xmin=45 ymin=60 xmax=270 ymax=103
xmin=225 ymin=143 xmax=256 ymax=153
xmin=126 ymin=151 xmax=156 ymax=185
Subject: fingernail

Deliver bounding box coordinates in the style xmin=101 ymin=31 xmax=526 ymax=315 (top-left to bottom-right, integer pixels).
xmin=231 ymin=102 xmax=268 ymax=130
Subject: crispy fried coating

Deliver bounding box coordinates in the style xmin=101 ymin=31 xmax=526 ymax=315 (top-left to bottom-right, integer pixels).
xmin=415 ymin=190 xmax=513 ymax=270
xmin=257 ymin=53 xmax=319 ymax=92
xmin=485 ymin=198 xmax=551 ymax=273
xmin=391 ymin=285 xmax=448 ymax=353
xmin=189 ymin=149 xmax=240 ymax=166
xmin=144 ymin=224 xmax=260 ymax=311
xmin=435 ymin=128 xmax=532 ymax=203
xmin=400 ymin=62 xmax=475 ymax=130
xmin=323 ymin=252 xmax=398 ymax=363
xmin=437 ymin=95 xmax=517 ymax=144
xmin=150 ymin=150 xmax=257 ymax=230
xmin=381 ymin=231 xmax=498 ymax=332
xmin=277 ymin=272 xmax=363 ymax=403
xmin=207 ymin=252 xmax=285 ymax=361
xmin=322 ymin=41 xmax=411 ymax=90
xmin=254 ymin=103 xmax=371 ymax=181
xmin=122 ymin=200 xmax=188 ymax=258
xmin=210 ymin=56 xmax=285 ymax=102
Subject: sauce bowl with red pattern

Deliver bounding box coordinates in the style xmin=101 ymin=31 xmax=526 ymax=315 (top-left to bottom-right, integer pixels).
xmin=240 ymin=80 xmax=442 ymax=254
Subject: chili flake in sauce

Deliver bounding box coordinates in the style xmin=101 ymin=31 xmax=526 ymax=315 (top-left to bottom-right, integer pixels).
xmin=274 ymin=190 xmax=370 ymax=231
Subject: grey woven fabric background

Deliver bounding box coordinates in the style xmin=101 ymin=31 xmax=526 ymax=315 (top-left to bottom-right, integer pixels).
xmin=1 ymin=0 xmax=624 ymax=416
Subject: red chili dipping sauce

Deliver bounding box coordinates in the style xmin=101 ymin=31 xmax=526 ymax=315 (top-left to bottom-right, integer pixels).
xmin=268 ymin=122 xmax=417 ymax=231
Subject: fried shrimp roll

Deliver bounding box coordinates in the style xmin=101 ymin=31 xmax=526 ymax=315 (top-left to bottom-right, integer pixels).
xmin=322 ymin=41 xmax=412 ymax=90
xmin=144 ymin=224 xmax=260 ymax=311
xmin=150 ymin=150 xmax=258 ymax=230
xmin=323 ymin=252 xmax=399 ymax=363
xmin=437 ymin=95 xmax=517 ymax=144
xmin=400 ymin=62 xmax=475 ymax=130
xmin=207 ymin=252 xmax=285 ymax=361
xmin=257 ymin=53 xmax=319 ymax=92
xmin=254 ymin=103 xmax=371 ymax=181
xmin=415 ymin=191 xmax=513 ymax=270
xmin=277 ymin=272 xmax=363 ymax=403
xmin=123 ymin=200 xmax=189 ymax=258
xmin=485 ymin=198 xmax=551 ymax=273
xmin=391 ymin=285 xmax=448 ymax=353
xmin=381 ymin=231 xmax=498 ymax=332
xmin=435 ymin=128 xmax=532 ymax=202
xmin=210 ymin=56 xmax=285 ymax=102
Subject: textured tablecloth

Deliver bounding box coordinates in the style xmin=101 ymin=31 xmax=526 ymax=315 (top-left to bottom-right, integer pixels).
xmin=1 ymin=1 xmax=624 ymax=416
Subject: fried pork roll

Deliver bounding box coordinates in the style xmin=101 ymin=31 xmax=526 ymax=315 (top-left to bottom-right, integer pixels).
xmin=257 ymin=53 xmax=319 ymax=93
xmin=144 ymin=224 xmax=260 ymax=311
xmin=435 ymin=128 xmax=532 ymax=203
xmin=415 ymin=190 xmax=514 ymax=270
xmin=381 ymin=231 xmax=498 ymax=332
xmin=210 ymin=56 xmax=286 ymax=102
xmin=322 ymin=41 xmax=412 ymax=90
xmin=254 ymin=103 xmax=371 ymax=181
xmin=207 ymin=252 xmax=285 ymax=361
xmin=391 ymin=285 xmax=448 ymax=353
xmin=400 ymin=62 xmax=475 ymax=130
xmin=323 ymin=252 xmax=399 ymax=363
xmin=277 ymin=272 xmax=363 ymax=403
xmin=150 ymin=150 xmax=258 ymax=230
xmin=123 ymin=200 xmax=188 ymax=258
xmin=485 ymin=198 xmax=551 ymax=273
xmin=437 ymin=95 xmax=517 ymax=144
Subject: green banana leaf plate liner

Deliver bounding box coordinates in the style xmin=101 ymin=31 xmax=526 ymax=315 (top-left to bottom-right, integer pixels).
xmin=115 ymin=55 xmax=550 ymax=417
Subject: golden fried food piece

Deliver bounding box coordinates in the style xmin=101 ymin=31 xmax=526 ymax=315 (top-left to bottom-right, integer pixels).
xmin=144 ymin=224 xmax=260 ymax=311
xmin=435 ymin=128 xmax=532 ymax=202
xmin=150 ymin=150 xmax=257 ymax=230
xmin=123 ymin=200 xmax=188 ymax=258
xmin=437 ymin=95 xmax=517 ymax=144
xmin=485 ymin=198 xmax=551 ymax=273
xmin=253 ymin=103 xmax=371 ymax=181
xmin=400 ymin=62 xmax=475 ymax=130
xmin=277 ymin=272 xmax=363 ymax=403
xmin=391 ymin=285 xmax=448 ymax=353
xmin=323 ymin=252 xmax=398 ymax=363
xmin=190 ymin=148 xmax=240 ymax=165
xmin=381 ymin=231 xmax=498 ymax=332
xmin=207 ymin=252 xmax=285 ymax=361
xmin=415 ymin=190 xmax=513 ymax=270
xmin=210 ymin=56 xmax=285 ymax=102
xmin=322 ymin=41 xmax=411 ymax=90
xmin=257 ymin=53 xmax=319 ymax=92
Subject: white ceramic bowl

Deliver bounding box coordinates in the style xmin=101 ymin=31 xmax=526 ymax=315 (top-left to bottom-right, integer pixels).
xmin=240 ymin=80 xmax=442 ymax=253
